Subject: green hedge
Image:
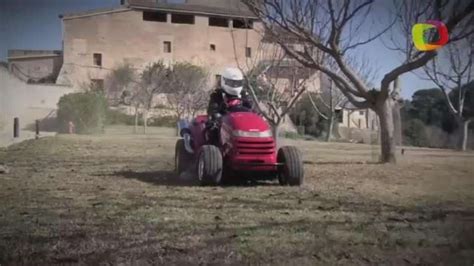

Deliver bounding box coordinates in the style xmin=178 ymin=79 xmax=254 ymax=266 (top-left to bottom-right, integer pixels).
xmin=57 ymin=91 xmax=108 ymax=134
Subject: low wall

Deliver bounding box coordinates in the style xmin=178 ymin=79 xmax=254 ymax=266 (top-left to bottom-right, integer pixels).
xmin=338 ymin=126 xmax=379 ymax=144
xmin=0 ymin=66 xmax=75 ymax=146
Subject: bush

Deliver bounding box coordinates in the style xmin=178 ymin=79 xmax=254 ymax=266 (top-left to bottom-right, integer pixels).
xmin=148 ymin=115 xmax=177 ymax=127
xmin=57 ymin=91 xmax=108 ymax=134
xmin=403 ymin=119 xmax=429 ymax=147
xmin=106 ymin=109 xmax=137 ymax=125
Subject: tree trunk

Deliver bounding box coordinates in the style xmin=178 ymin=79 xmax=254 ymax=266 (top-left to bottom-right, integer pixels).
xmin=326 ymin=112 xmax=334 ymax=142
xmin=142 ymin=110 xmax=148 ymax=134
xmin=377 ymin=99 xmax=397 ymax=163
xmin=392 ymin=102 xmax=402 ymax=146
xmin=461 ymin=119 xmax=471 ymax=151
xmin=134 ymin=107 xmax=139 ymax=134
xmin=272 ymin=124 xmax=280 ymax=148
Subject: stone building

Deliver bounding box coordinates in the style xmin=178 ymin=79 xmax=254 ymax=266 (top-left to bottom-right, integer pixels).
xmin=57 ymin=0 xmax=270 ymax=89
xmin=335 ymin=101 xmax=379 ymax=143
xmin=7 ymin=50 xmax=63 ymax=83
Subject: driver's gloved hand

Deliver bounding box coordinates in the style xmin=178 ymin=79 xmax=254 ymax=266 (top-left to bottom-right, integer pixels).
xmin=205 ymin=118 xmax=218 ymax=130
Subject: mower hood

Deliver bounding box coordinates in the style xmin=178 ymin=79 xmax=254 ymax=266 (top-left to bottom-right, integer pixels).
xmin=225 ymin=112 xmax=270 ymax=132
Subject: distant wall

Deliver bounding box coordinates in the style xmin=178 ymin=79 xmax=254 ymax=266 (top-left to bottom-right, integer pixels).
xmin=58 ymin=9 xmax=268 ymax=88
xmin=0 ymin=66 xmax=75 ymax=145
xmin=9 ymin=56 xmax=63 ymax=82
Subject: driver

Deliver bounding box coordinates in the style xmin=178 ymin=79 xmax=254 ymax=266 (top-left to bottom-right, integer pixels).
xmin=206 ymin=67 xmax=253 ymax=144
xmin=207 ymin=67 xmax=252 ymax=117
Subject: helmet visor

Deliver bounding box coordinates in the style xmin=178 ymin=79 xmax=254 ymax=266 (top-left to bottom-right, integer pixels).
xmin=224 ymin=77 xmax=243 ymax=88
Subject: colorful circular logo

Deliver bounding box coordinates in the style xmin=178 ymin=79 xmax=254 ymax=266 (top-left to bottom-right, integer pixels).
xmin=412 ymin=20 xmax=449 ymax=51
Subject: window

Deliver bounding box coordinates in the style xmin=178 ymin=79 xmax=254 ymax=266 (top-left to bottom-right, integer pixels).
xmin=209 ymin=17 xmax=228 ymax=27
xmin=143 ymin=11 xmax=167 ymax=22
xmin=210 ymin=44 xmax=216 ymax=51
xmin=167 ymin=0 xmax=186 ymax=3
xmin=93 ymin=53 xmax=102 ymax=67
xmin=245 ymin=47 xmax=252 ymax=58
xmin=163 ymin=41 xmax=172 ymax=53
xmin=359 ymin=110 xmax=364 ymax=115
xmin=171 ymin=13 xmax=194 ymax=24
xmin=233 ymin=19 xmax=253 ymax=29
xmin=215 ymin=74 xmax=221 ymax=86
xmin=335 ymin=109 xmax=343 ymax=123
xmin=90 ymin=79 xmax=104 ymax=91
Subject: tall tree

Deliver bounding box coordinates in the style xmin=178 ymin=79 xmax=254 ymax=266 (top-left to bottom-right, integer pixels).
xmin=137 ymin=61 xmax=170 ymax=134
xmin=105 ymin=61 xmax=169 ymax=134
xmin=166 ymin=62 xmax=209 ymax=121
xmin=423 ymin=37 xmax=474 ymax=150
xmin=306 ymin=77 xmax=346 ymax=141
xmin=243 ymin=0 xmax=474 ymax=162
xmin=243 ymin=42 xmax=313 ymax=143
xmin=105 ymin=63 xmax=142 ymax=133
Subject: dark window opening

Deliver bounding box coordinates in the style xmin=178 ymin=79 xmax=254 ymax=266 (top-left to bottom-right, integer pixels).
xmin=210 ymin=44 xmax=216 ymax=51
xmin=233 ymin=19 xmax=253 ymax=29
xmin=335 ymin=109 xmax=343 ymax=123
xmin=245 ymin=47 xmax=252 ymax=58
xmin=93 ymin=53 xmax=102 ymax=67
xmin=215 ymin=74 xmax=221 ymax=86
xmin=171 ymin=13 xmax=194 ymax=24
xmin=143 ymin=11 xmax=167 ymax=22
xmin=359 ymin=110 xmax=364 ymax=115
xmin=209 ymin=17 xmax=228 ymax=27
xmin=91 ymin=79 xmax=104 ymax=91
xmin=167 ymin=0 xmax=186 ymax=3
xmin=164 ymin=41 xmax=172 ymax=53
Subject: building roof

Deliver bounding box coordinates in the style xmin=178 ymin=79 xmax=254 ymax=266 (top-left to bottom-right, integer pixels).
xmin=8 ymin=50 xmax=62 ymax=60
xmin=60 ymin=7 xmax=130 ymax=20
xmin=127 ymin=0 xmax=257 ymax=19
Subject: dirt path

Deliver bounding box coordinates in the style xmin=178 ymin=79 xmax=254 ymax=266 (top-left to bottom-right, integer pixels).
xmin=1 ymin=129 xmax=473 ymax=265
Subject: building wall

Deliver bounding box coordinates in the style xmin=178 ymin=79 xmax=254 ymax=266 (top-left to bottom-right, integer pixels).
xmin=339 ymin=108 xmax=378 ymax=130
xmin=0 ymin=66 xmax=74 ymax=146
xmin=58 ymin=9 xmax=266 ymax=88
xmin=9 ymin=56 xmax=63 ymax=82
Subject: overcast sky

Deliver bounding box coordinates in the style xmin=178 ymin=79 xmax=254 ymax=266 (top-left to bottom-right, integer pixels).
xmin=0 ymin=0 xmax=436 ymax=99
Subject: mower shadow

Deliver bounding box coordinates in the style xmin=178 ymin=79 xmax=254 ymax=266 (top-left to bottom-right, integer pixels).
xmin=112 ymin=170 xmax=280 ymax=187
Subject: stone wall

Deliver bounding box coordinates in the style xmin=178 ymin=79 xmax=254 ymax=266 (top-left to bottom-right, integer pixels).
xmin=58 ymin=8 xmax=269 ymax=88
xmin=0 ymin=66 xmax=75 ymax=146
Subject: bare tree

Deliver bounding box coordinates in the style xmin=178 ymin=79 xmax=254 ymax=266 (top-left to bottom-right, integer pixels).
xmin=139 ymin=61 xmax=170 ymax=134
xmin=105 ymin=64 xmax=142 ymax=133
xmin=307 ymin=77 xmax=346 ymax=141
xmin=166 ymin=62 xmax=209 ymax=121
xmin=105 ymin=62 xmax=169 ymax=134
xmin=423 ymin=37 xmax=474 ymax=150
xmin=250 ymin=63 xmax=310 ymax=142
xmin=242 ymin=0 xmax=474 ymax=163
xmin=239 ymin=40 xmax=313 ymax=143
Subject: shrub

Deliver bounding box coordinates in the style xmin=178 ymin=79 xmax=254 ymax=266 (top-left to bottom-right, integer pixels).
xmin=148 ymin=115 xmax=177 ymax=127
xmin=402 ymin=119 xmax=429 ymax=147
xmin=106 ymin=109 xmax=137 ymax=125
xmin=57 ymin=91 xmax=108 ymax=134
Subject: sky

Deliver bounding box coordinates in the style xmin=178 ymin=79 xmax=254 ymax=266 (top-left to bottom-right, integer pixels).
xmin=0 ymin=0 xmax=436 ymax=99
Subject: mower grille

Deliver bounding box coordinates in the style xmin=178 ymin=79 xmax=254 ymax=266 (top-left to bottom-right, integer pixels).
xmin=236 ymin=140 xmax=275 ymax=155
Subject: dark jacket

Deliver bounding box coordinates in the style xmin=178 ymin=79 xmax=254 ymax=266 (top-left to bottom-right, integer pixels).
xmin=207 ymin=88 xmax=253 ymax=117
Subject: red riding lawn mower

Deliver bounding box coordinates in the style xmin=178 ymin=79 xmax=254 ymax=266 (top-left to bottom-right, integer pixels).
xmin=174 ymin=98 xmax=304 ymax=186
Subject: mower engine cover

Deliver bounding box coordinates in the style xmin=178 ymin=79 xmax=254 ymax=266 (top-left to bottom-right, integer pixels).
xmin=220 ymin=112 xmax=277 ymax=171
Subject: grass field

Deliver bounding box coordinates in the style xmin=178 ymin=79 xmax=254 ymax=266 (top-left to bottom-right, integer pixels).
xmin=1 ymin=126 xmax=473 ymax=265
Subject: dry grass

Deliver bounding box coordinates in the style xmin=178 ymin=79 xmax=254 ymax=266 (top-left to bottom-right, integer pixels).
xmin=0 ymin=126 xmax=473 ymax=265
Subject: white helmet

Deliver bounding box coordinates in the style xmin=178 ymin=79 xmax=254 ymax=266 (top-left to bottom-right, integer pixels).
xmin=220 ymin=67 xmax=244 ymax=97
